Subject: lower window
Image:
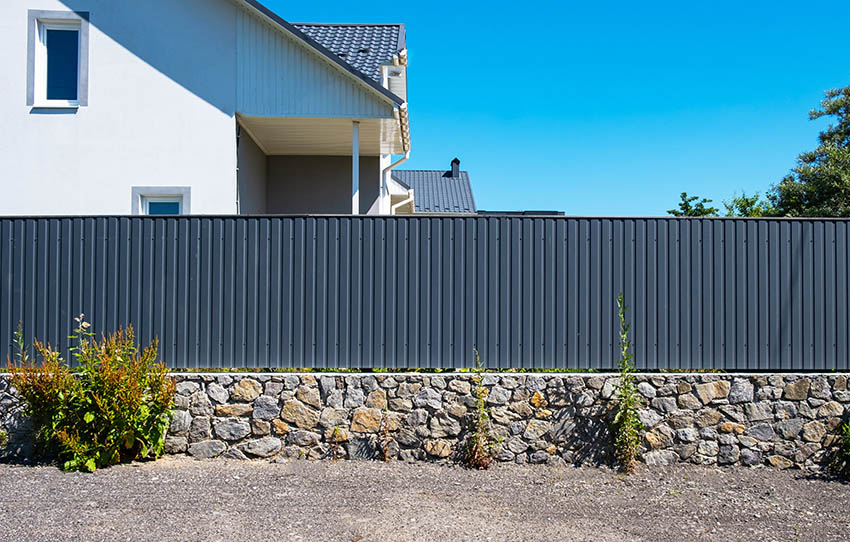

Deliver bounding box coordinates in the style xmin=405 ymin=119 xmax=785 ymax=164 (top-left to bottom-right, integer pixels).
xmin=132 ymin=187 xmax=191 ymax=215
xmin=142 ymin=196 xmax=183 ymax=216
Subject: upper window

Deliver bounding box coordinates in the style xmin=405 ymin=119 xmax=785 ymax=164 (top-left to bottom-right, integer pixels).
xmin=41 ymin=25 xmax=80 ymax=103
xmin=27 ymin=11 xmax=90 ymax=108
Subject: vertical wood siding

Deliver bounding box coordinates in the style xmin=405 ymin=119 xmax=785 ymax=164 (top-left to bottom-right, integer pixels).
xmin=1 ymin=216 xmax=848 ymax=370
xmin=235 ymin=8 xmax=393 ymax=119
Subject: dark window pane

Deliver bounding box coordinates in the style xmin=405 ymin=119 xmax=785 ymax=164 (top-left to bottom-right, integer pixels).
xmin=147 ymin=202 xmax=181 ymax=215
xmin=46 ymin=29 xmax=79 ymax=101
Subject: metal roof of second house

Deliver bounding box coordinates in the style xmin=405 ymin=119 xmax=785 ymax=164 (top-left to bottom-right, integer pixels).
xmin=292 ymin=23 xmax=405 ymax=83
xmin=391 ymin=169 xmax=477 ymax=214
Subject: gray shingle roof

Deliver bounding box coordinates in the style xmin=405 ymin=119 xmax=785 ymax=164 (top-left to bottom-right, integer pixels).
xmin=291 ymin=23 xmax=405 ymax=83
xmin=391 ymin=170 xmax=477 ymax=214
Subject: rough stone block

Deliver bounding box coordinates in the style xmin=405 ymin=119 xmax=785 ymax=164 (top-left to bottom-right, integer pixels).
xmin=783 ymin=379 xmax=810 ymax=401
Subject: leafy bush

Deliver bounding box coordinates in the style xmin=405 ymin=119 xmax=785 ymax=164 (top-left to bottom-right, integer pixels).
xmin=8 ymin=316 xmax=175 ymax=472
xmin=611 ymin=294 xmax=644 ymax=474
xmin=462 ymin=349 xmax=501 ymax=469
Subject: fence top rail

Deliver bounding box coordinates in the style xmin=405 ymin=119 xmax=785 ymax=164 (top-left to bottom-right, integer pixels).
xmin=1 ymin=214 xmax=850 ymax=221
xmin=3 ymin=372 xmax=846 ymax=377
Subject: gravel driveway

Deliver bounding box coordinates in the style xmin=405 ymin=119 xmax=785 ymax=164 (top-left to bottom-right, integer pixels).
xmin=0 ymin=457 xmax=846 ymax=541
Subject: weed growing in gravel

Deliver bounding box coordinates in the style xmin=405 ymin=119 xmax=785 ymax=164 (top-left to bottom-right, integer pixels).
xmin=462 ymin=349 xmax=502 ymax=469
xmin=8 ymin=316 xmax=175 ymax=472
xmin=611 ymin=295 xmax=644 ymax=474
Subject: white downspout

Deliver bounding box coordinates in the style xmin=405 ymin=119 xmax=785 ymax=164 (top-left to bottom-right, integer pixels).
xmin=382 ymin=151 xmax=410 ymax=184
xmin=352 ymin=121 xmax=360 ymax=215
xmin=382 ymin=151 xmax=410 ymax=214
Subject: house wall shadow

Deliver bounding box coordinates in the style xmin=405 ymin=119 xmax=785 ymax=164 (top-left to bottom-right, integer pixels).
xmin=58 ymin=0 xmax=237 ymax=116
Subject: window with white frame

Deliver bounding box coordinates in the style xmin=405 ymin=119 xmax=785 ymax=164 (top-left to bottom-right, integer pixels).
xmin=132 ymin=187 xmax=191 ymax=215
xmin=142 ymin=197 xmax=184 ymax=216
xmin=39 ymin=22 xmax=80 ymax=105
xmin=27 ymin=11 xmax=89 ymax=108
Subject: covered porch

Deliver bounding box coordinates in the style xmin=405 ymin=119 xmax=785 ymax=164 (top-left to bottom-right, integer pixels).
xmin=236 ymin=112 xmax=410 ymax=215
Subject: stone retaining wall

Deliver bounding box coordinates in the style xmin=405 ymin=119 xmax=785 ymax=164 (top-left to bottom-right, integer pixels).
xmin=2 ymin=373 xmax=848 ymax=469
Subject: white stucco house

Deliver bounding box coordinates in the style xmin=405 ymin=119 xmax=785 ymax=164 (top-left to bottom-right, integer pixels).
xmin=0 ymin=0 xmax=428 ymax=216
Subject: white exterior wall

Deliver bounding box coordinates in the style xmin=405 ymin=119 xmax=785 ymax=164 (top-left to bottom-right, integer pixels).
xmin=0 ymin=0 xmax=239 ymax=215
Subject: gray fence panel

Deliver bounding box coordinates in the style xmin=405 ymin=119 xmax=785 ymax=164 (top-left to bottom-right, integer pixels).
xmin=1 ymin=216 xmax=849 ymax=371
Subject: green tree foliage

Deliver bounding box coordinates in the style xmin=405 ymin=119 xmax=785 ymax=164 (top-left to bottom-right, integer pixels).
xmin=769 ymin=86 xmax=850 ymax=217
xmin=723 ymin=191 xmax=774 ymax=217
xmin=667 ymin=192 xmax=719 ymax=217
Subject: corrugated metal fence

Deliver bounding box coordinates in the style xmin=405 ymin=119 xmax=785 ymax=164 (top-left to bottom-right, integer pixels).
xmin=1 ymin=216 xmax=848 ymax=371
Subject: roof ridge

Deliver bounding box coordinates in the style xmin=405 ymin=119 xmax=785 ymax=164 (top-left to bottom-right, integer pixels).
xmin=395 ymin=169 xmax=468 ymax=174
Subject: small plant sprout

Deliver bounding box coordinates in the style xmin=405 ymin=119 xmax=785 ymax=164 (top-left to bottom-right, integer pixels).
xmin=13 ymin=321 xmax=30 ymax=365
xmin=463 ymin=348 xmax=501 ymax=469
xmin=69 ymin=313 xmax=95 ymax=361
xmin=328 ymin=426 xmax=345 ymax=461
xmin=612 ymin=294 xmax=644 ymax=474
xmin=833 ymin=421 xmax=850 ymax=476
xmin=378 ymin=404 xmax=395 ymax=462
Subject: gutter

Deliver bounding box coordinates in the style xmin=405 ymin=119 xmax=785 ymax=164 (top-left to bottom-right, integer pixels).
xmin=394 ymin=104 xmax=411 ymax=154
xmin=391 ymin=49 xmax=409 ymax=67
xmin=382 ymin=151 xmax=410 ymax=179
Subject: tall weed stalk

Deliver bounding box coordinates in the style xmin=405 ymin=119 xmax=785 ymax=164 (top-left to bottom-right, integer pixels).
xmin=462 ymin=349 xmax=501 ymax=469
xmin=612 ymin=295 xmax=643 ymax=473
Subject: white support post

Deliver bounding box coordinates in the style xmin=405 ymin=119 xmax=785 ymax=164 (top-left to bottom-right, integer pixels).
xmin=352 ymin=121 xmax=360 ymax=215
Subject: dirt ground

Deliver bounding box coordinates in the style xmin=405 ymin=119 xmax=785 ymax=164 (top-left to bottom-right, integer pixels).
xmin=0 ymin=457 xmax=846 ymax=542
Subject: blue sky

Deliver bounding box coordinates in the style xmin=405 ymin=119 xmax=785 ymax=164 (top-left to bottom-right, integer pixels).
xmin=268 ymin=0 xmax=850 ymax=215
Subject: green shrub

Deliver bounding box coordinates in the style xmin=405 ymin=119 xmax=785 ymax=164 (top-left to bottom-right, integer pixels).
xmin=462 ymin=349 xmax=501 ymax=469
xmin=611 ymin=294 xmax=644 ymax=474
xmin=9 ymin=316 xmax=175 ymax=472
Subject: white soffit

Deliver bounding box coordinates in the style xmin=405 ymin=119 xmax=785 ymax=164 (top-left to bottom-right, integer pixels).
xmin=239 ymin=116 xmax=405 ymax=156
